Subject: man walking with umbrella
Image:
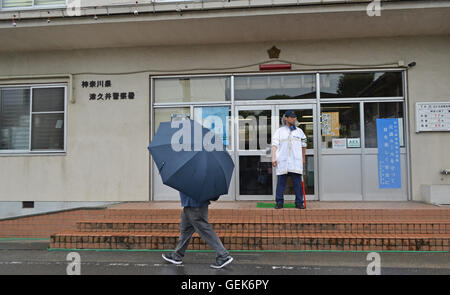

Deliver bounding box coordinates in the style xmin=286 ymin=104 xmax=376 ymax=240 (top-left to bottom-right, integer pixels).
xmin=148 ymin=118 xmax=234 ymax=268
xmin=162 ymin=192 xmax=233 ymax=269
xmin=272 ymin=110 xmax=307 ymax=209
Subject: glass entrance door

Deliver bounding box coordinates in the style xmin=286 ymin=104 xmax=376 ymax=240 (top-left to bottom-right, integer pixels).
xmin=276 ymin=105 xmax=317 ymax=201
xmin=236 ymin=106 xmax=274 ymax=200
xmin=235 ymin=104 xmax=317 ymax=201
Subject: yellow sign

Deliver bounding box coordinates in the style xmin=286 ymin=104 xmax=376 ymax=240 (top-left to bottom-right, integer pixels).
xmin=322 ymin=112 xmax=340 ymax=136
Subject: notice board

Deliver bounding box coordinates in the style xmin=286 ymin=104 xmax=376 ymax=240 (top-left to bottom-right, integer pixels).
xmin=416 ymin=102 xmax=450 ymax=132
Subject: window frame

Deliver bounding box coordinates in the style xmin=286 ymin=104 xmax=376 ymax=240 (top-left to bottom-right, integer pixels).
xmin=363 ymin=101 xmax=406 ymax=149
xmin=233 ymin=73 xmax=316 ymax=101
xmin=318 ymin=71 xmax=404 ymax=99
xmin=319 ymin=102 xmax=362 ymax=151
xmin=0 ymin=83 xmax=67 ymax=155
xmin=153 ymin=75 xmax=231 ymax=104
xmin=0 ymin=0 xmax=67 ymax=11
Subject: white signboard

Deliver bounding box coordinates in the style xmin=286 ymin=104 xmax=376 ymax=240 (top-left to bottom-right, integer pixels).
xmin=416 ymin=102 xmax=450 ymax=132
xmin=332 ymin=138 xmax=346 ymax=150
xmin=347 ymin=138 xmax=360 ymax=148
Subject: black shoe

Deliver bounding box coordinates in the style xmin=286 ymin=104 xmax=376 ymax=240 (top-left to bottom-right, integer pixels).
xmin=210 ymin=256 xmax=233 ymax=269
xmin=295 ymin=203 xmax=305 ymax=209
xmin=162 ymin=253 xmax=183 ymax=265
xmin=275 ymin=204 xmax=283 ymax=209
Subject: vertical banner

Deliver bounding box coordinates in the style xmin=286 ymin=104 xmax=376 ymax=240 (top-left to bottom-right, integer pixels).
xmin=376 ymin=118 xmax=401 ymax=189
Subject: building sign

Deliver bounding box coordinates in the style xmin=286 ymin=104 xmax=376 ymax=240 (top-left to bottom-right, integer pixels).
xmin=81 ymin=80 xmax=136 ymax=102
xmin=416 ymin=102 xmax=450 ymax=132
xmin=322 ymin=112 xmax=340 ymax=136
xmin=377 ymin=118 xmax=401 ymax=189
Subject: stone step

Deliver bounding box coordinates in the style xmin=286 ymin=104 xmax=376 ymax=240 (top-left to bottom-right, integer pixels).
xmin=98 ymin=208 xmax=450 ymax=221
xmin=50 ymin=231 xmax=450 ymax=251
xmin=49 ymin=207 xmax=450 ymax=251
xmin=76 ymin=219 xmax=450 ymax=235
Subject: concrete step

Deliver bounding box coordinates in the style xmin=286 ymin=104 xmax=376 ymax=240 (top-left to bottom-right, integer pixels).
xmin=76 ymin=219 xmax=450 ymax=235
xmin=50 ymin=231 xmax=450 ymax=251
xmin=98 ymin=208 xmax=450 ymax=221
xmin=48 ymin=207 xmax=450 ymax=251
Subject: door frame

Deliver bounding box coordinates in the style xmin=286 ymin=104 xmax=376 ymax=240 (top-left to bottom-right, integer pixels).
xmin=235 ymin=104 xmax=275 ymax=200
xmin=276 ymin=104 xmax=318 ymax=201
xmin=234 ymin=103 xmax=318 ymax=201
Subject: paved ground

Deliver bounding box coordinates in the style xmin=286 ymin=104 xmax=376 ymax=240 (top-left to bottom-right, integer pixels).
xmin=108 ymin=200 xmax=448 ymax=210
xmin=0 ymin=239 xmax=448 ymax=275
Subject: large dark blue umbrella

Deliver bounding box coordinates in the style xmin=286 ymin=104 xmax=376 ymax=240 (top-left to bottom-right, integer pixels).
xmin=148 ymin=119 xmax=234 ymax=202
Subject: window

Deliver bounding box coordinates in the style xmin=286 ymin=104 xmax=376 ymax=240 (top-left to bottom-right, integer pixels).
xmin=364 ymin=102 xmax=404 ymax=148
xmin=321 ymin=103 xmax=360 ymax=149
xmin=238 ymin=109 xmax=271 ymax=150
xmin=319 ymin=71 xmax=403 ymax=98
xmin=234 ymin=74 xmax=315 ymax=100
xmin=1 ymin=0 xmax=65 ymax=9
xmin=0 ymin=88 xmax=30 ymax=150
xmin=153 ymin=107 xmax=190 ymax=133
xmin=239 ymin=156 xmax=272 ymax=195
xmin=194 ymin=106 xmax=232 ymax=150
xmin=154 ymin=76 xmax=230 ymax=103
xmin=0 ymin=85 xmax=66 ymax=153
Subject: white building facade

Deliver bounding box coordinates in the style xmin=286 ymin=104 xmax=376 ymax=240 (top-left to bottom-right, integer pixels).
xmin=0 ymin=0 xmax=449 ymax=217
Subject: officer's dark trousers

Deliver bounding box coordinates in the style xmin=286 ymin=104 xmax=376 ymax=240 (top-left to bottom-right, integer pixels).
xmin=275 ymin=172 xmax=304 ymax=205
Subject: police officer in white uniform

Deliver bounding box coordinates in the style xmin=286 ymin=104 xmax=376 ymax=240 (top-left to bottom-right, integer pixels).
xmin=271 ymin=110 xmax=307 ymax=209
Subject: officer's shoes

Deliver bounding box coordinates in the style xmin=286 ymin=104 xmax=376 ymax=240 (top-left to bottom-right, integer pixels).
xmin=295 ymin=203 xmax=305 ymax=209
xmin=275 ymin=204 xmax=283 ymax=209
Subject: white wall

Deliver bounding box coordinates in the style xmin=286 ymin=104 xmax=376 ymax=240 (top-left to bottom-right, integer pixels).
xmin=0 ymin=35 xmax=448 ymax=202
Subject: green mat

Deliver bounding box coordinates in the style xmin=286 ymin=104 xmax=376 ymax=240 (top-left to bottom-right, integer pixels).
xmin=256 ymin=203 xmax=296 ymax=208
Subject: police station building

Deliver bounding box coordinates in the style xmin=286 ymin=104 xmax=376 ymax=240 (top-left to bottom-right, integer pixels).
xmin=0 ymin=0 xmax=449 ymax=217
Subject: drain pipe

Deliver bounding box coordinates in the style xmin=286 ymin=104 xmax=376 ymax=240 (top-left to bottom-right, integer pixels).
xmin=0 ymin=74 xmax=75 ymax=104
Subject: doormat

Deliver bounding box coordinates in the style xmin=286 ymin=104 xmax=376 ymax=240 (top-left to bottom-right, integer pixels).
xmin=256 ymin=203 xmax=296 ymax=208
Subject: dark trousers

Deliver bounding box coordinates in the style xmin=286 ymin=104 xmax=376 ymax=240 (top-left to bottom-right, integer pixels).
xmin=173 ymin=206 xmax=229 ymax=260
xmin=275 ymin=172 xmax=304 ymax=205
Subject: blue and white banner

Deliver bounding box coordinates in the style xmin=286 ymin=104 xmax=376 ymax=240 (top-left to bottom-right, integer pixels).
xmin=376 ymin=118 xmax=402 ymax=189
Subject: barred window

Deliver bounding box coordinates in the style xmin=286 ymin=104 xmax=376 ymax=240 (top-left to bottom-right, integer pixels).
xmin=0 ymin=85 xmax=66 ymax=153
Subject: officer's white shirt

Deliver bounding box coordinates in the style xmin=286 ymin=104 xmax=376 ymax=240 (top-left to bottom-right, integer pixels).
xmin=272 ymin=125 xmax=307 ymax=176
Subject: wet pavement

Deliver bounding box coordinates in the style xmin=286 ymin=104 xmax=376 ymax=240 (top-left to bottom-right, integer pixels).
xmin=0 ymin=239 xmax=448 ymax=275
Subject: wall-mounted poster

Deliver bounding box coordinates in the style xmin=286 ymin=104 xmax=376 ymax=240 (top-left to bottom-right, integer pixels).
xmin=322 ymin=112 xmax=340 ymax=136
xmin=376 ymin=118 xmax=401 ymax=189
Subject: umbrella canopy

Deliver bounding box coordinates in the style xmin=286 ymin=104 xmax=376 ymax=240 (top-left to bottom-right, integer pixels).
xmin=148 ymin=119 xmax=234 ymax=202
